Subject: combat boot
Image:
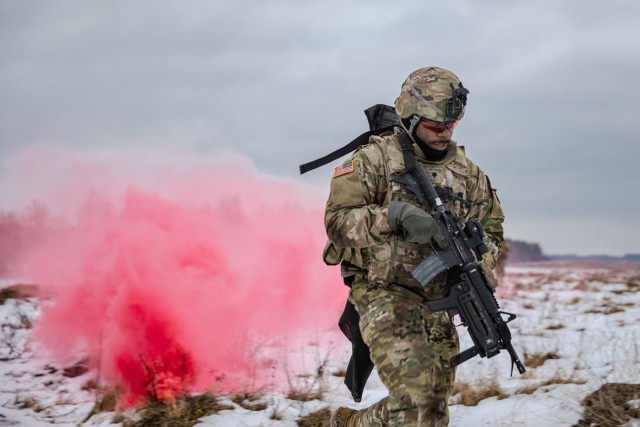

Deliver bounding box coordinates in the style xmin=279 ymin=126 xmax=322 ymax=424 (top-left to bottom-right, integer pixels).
xmin=331 ymin=407 xmax=357 ymax=427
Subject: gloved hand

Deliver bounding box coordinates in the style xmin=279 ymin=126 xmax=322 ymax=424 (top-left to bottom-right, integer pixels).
xmin=387 ymin=201 xmax=448 ymax=247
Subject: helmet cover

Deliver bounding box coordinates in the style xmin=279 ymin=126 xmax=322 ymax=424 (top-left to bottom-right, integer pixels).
xmin=394 ymin=66 xmax=469 ymax=122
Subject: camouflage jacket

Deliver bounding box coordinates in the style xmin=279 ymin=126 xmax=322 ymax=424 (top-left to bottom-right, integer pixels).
xmin=324 ymin=128 xmax=505 ymax=290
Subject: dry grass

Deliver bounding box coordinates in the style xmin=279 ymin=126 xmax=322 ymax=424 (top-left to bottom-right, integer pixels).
xmin=331 ymin=369 xmax=347 ymax=377
xmin=585 ymin=304 xmax=627 ymax=315
xmin=16 ymin=397 xmax=41 ymax=411
xmin=81 ymin=387 xmax=120 ymax=423
xmin=86 ymin=351 xmax=335 ymax=424
xmin=230 ymin=392 xmax=268 ymax=411
xmin=119 ymin=393 xmax=234 ymax=427
xmin=0 ymin=286 xmax=22 ymax=304
xmin=287 ymin=389 xmax=323 ymax=402
xmin=450 ymin=381 xmax=507 ymax=406
xmin=285 ymin=351 xmax=330 ymax=402
xmin=297 ymin=407 xmax=331 ymax=427
xmin=76 ymin=346 xmax=335 ymax=425
xmin=83 ymin=388 xmax=235 ymax=426
xmin=525 ymin=351 xmax=560 ymax=369
xmin=574 ymin=383 xmax=640 ymax=427
xmin=0 ymin=284 xmax=36 ymax=304
xmin=611 ymin=277 xmax=640 ymax=294
xmin=62 ymin=359 xmax=89 ymax=378
xmin=517 ymin=376 xmax=586 ymax=395
xmin=546 ymin=323 xmax=565 ymax=330
xmin=625 ymin=276 xmax=640 ymax=288
xmin=572 ymin=281 xmax=590 ymax=291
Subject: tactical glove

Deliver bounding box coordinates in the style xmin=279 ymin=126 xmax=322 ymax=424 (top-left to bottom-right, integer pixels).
xmin=387 ymin=201 xmax=448 ymax=247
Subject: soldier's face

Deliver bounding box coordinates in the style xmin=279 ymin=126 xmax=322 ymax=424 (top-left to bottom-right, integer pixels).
xmin=416 ymin=120 xmax=456 ymax=151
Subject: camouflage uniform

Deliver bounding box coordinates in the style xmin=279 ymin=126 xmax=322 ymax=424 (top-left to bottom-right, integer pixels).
xmin=324 ymin=128 xmax=504 ymax=426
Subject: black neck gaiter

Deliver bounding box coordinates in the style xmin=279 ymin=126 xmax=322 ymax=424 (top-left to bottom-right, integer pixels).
xmin=416 ymin=140 xmax=448 ymax=162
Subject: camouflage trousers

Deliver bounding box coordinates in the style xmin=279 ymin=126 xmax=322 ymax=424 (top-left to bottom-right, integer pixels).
xmin=347 ymin=278 xmax=459 ymax=427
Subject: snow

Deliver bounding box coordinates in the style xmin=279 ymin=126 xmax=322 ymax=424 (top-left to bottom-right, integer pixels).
xmin=1 ymin=263 xmax=640 ymax=426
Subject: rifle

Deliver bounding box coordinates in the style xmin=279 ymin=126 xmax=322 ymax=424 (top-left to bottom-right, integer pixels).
xmin=392 ymin=132 xmax=526 ymax=375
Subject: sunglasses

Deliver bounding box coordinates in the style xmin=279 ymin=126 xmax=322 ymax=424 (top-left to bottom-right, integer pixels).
xmin=419 ymin=119 xmax=458 ymax=133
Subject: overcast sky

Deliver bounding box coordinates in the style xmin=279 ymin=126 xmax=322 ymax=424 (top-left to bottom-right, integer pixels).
xmin=1 ymin=0 xmax=639 ymax=255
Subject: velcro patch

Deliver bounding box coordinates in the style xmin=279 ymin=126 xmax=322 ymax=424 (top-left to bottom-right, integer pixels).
xmin=333 ymin=160 xmax=355 ymax=178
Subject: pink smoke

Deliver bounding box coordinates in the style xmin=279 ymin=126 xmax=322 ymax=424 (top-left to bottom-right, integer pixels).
xmin=1 ymin=144 xmax=347 ymax=406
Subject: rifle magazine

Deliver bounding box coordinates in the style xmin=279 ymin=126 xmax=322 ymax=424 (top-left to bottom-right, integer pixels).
xmin=412 ymin=254 xmax=447 ymax=286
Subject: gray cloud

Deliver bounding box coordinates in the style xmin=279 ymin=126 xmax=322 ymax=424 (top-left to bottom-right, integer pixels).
xmin=1 ymin=0 xmax=639 ymax=255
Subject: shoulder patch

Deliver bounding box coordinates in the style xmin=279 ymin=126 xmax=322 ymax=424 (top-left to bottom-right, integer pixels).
xmin=333 ymin=159 xmax=355 ymax=178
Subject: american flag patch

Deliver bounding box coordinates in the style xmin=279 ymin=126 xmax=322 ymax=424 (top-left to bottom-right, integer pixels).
xmin=333 ymin=160 xmax=355 ymax=177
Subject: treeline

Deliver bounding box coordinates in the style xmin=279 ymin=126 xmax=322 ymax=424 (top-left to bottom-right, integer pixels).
xmin=503 ymin=239 xmax=548 ymax=263
xmin=492 ymin=239 xmax=546 ymax=278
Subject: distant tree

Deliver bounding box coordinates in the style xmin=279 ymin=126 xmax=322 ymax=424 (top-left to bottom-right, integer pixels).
xmin=505 ymin=239 xmax=548 ymax=263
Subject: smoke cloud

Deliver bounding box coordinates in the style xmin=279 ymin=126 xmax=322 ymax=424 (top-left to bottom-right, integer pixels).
xmin=0 ymin=144 xmax=346 ymax=406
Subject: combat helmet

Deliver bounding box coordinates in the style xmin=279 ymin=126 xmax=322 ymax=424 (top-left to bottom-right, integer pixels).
xmin=395 ymin=67 xmax=469 ymax=135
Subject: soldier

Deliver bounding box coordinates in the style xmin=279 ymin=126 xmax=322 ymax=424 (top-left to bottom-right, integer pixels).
xmin=325 ymin=67 xmax=505 ymax=427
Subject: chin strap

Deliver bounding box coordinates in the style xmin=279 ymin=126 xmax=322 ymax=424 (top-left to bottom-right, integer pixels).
xmin=401 ymin=115 xmax=421 ymax=143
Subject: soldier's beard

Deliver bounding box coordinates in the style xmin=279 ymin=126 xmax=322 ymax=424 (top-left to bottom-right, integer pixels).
xmin=424 ymin=139 xmax=450 ymax=151
xmin=416 ymin=140 xmax=448 ymax=161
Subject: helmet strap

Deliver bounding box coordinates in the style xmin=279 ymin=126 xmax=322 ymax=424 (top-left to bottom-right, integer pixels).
xmin=400 ymin=114 xmax=420 ymax=142
xmin=404 ymin=115 xmax=421 ymax=142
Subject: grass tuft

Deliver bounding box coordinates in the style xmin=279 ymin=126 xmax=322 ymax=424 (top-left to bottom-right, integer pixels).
xmin=82 ymin=388 xmax=120 ymax=423
xmin=525 ymin=351 xmax=560 ymax=368
xmin=574 ymin=383 xmax=640 ymax=427
xmin=450 ymin=381 xmax=507 ymax=406
xmin=287 ymin=389 xmax=323 ymax=402
xmin=0 ymin=284 xmax=36 ymax=305
xmin=297 ymin=407 xmax=331 ymax=427
xmin=545 ymin=323 xmax=565 ymax=330
xmin=230 ymin=392 xmax=268 ymax=411
xmin=517 ymin=376 xmax=586 ymax=395
xmin=331 ymin=369 xmax=347 ymax=377
xmin=63 ymin=359 xmax=89 ymax=378
xmin=119 ymin=393 xmax=234 ymax=427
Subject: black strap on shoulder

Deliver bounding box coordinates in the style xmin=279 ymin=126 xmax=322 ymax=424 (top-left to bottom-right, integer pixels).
xmin=299 ymin=126 xmax=395 ymax=174
xmin=398 ymin=131 xmax=417 ymax=171
xmin=299 ymin=104 xmax=400 ymax=175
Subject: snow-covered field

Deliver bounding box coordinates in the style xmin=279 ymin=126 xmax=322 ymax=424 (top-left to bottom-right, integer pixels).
xmin=1 ymin=262 xmax=639 ymax=426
